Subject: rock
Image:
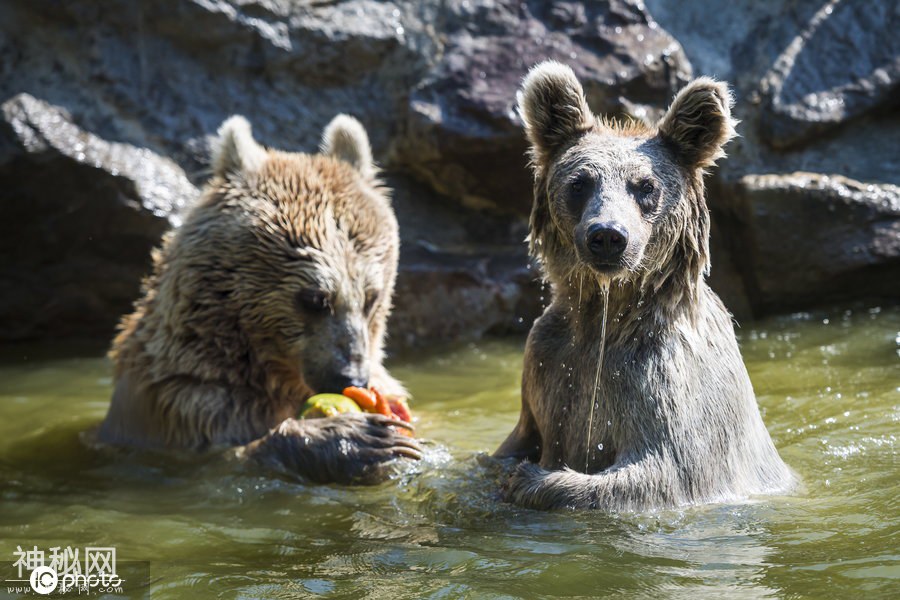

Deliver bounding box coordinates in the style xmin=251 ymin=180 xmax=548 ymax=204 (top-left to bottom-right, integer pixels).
xmin=648 ymin=0 xmax=900 ymax=318
xmin=391 ymin=244 xmax=540 ymax=350
xmin=0 ymin=0 xmax=429 ymax=179
xmin=0 ymin=94 xmax=196 ymax=340
xmin=396 ymin=0 xmax=692 ymax=214
xmin=643 ymin=0 xmax=786 ymax=83
xmin=757 ymin=0 xmax=900 ymax=149
xmin=717 ymin=173 xmax=900 ymax=312
xmin=387 ymin=174 xmax=539 ymax=350
xmin=706 ymin=205 xmax=753 ymax=322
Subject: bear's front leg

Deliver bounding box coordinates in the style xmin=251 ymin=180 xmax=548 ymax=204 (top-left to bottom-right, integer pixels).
xmin=503 ymin=463 xmax=595 ymax=509
xmin=504 ymin=454 xmax=676 ymax=511
xmin=242 ymin=413 xmax=422 ymax=485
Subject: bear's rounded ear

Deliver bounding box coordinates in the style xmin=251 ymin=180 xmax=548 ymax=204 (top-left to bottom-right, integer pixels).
xmin=320 ymin=114 xmax=376 ymax=179
xmin=212 ymin=115 xmax=268 ymax=177
xmin=657 ymin=78 xmax=737 ymax=170
xmin=518 ymin=61 xmax=595 ymax=166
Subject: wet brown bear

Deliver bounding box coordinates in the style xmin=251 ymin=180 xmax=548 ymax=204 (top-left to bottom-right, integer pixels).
xmin=495 ymin=61 xmax=795 ymax=510
xmin=98 ymin=115 xmax=421 ymax=484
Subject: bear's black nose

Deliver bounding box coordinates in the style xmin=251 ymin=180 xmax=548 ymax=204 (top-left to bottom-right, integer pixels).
xmin=587 ymin=222 xmax=628 ymax=261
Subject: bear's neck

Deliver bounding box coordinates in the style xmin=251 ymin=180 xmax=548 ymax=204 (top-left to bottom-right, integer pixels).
xmin=550 ymin=267 xmax=705 ymax=345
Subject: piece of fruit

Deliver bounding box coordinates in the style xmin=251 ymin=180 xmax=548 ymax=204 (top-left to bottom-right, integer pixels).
xmin=304 ymin=387 xmax=415 ymax=436
xmin=370 ymin=387 xmax=415 ymax=437
xmin=299 ymin=393 xmax=363 ymax=418
xmin=370 ymin=387 xmax=394 ymax=418
xmin=341 ymin=386 xmax=378 ymax=411
xmin=387 ymin=396 xmax=412 ymax=423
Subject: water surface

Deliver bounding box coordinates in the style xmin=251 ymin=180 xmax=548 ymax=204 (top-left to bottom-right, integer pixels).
xmin=0 ymin=305 xmax=898 ymax=598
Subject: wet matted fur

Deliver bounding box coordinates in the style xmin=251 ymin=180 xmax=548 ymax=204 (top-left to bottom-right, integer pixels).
xmin=495 ymin=61 xmax=795 ymax=510
xmin=99 ymin=115 xmax=421 ymax=484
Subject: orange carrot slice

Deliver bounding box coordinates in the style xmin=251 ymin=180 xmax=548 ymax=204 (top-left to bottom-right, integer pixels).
xmin=370 ymin=387 xmax=393 ymax=417
xmin=342 ymin=386 xmax=377 ymax=411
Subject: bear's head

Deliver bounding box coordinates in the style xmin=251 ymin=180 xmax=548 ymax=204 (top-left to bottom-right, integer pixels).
xmin=189 ymin=114 xmax=398 ymax=395
xmin=518 ymin=61 xmax=736 ymax=299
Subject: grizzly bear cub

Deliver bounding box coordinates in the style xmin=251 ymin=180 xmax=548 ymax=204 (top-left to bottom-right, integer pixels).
xmin=98 ymin=115 xmax=421 ymax=484
xmin=495 ymin=61 xmax=795 ymax=510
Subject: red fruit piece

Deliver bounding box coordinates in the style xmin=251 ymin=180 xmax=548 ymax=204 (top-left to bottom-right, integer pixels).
xmin=388 ymin=397 xmax=412 ymax=423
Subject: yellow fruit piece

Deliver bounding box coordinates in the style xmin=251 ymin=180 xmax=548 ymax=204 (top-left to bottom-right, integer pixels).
xmin=299 ymin=394 xmax=362 ymax=419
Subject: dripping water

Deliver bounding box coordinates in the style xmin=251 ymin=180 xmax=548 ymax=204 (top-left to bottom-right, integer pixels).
xmin=577 ymin=272 xmax=584 ymax=311
xmin=584 ymin=280 xmax=610 ymax=473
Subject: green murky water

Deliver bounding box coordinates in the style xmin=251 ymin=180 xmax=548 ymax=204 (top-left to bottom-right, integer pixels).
xmin=0 ymin=305 xmax=898 ymax=599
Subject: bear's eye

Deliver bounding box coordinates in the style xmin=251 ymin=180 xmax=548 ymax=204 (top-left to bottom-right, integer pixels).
xmin=570 ymin=173 xmax=591 ymax=196
xmin=632 ymin=178 xmax=659 ymax=213
xmin=296 ymin=287 xmax=332 ymax=315
xmin=567 ymin=172 xmax=593 ymax=213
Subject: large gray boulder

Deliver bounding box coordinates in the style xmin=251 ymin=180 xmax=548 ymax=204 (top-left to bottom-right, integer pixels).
xmin=388 ymin=174 xmax=539 ymax=347
xmin=716 ymin=173 xmax=900 ymax=312
xmin=0 ymin=94 xmax=196 ymax=340
xmin=757 ymin=0 xmax=900 ymax=149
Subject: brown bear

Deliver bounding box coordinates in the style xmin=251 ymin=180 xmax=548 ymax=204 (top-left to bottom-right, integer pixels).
xmin=98 ymin=114 xmax=421 ymax=484
xmin=495 ymin=61 xmax=796 ymax=510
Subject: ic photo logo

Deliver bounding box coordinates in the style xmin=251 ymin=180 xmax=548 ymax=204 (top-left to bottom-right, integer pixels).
xmin=29 ymin=566 xmax=58 ymax=594
xmin=6 ymin=545 xmax=124 ymax=595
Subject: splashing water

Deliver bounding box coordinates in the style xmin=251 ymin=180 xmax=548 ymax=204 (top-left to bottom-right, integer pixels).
xmin=584 ymin=280 xmax=610 ymax=473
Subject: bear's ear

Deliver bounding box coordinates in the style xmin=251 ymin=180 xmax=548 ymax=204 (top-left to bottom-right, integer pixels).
xmin=320 ymin=114 xmax=376 ymax=179
xmin=212 ymin=115 xmax=268 ymax=177
xmin=657 ymin=78 xmax=737 ymax=169
xmin=518 ymin=61 xmax=595 ymax=165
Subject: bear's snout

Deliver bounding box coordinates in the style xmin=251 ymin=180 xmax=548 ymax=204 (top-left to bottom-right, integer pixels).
xmin=585 ymin=222 xmax=628 ymax=264
xmin=319 ymin=372 xmax=369 ymax=395
xmin=304 ymin=352 xmax=370 ymax=395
